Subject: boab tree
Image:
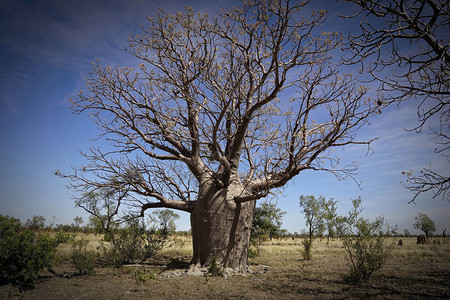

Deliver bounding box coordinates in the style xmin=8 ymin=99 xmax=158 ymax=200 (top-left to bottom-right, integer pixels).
xmin=59 ymin=0 xmax=380 ymax=271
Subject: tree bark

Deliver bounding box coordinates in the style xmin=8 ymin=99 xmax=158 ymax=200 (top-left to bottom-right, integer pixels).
xmin=190 ymin=183 xmax=255 ymax=272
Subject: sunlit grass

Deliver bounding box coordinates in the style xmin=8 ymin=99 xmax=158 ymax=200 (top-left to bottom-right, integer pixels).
xmin=54 ymin=234 xmax=449 ymax=263
xmin=258 ymin=238 xmax=347 ymax=257
xmin=56 ymin=233 xmax=104 ymax=258
xmin=159 ymin=235 xmax=193 ymax=257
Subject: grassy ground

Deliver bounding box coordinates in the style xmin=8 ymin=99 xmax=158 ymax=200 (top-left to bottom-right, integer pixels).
xmin=1 ymin=236 xmax=449 ymax=299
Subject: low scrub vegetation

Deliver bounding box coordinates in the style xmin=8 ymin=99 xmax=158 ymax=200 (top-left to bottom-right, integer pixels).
xmin=340 ymin=217 xmax=391 ymax=283
xmin=70 ymin=238 xmax=96 ymax=275
xmin=0 ymin=215 xmax=61 ymax=288
xmin=1 ymin=235 xmax=449 ymax=299
xmin=133 ymin=268 xmax=156 ymax=283
xmin=1 ymin=203 xmax=447 ymax=299
xmin=335 ymin=198 xmax=393 ymax=283
xmin=98 ymin=219 xmax=167 ymax=268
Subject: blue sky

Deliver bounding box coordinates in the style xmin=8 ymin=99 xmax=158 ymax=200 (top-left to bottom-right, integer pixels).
xmin=0 ymin=0 xmax=448 ymax=235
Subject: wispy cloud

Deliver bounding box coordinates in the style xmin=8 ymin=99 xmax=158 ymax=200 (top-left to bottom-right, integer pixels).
xmin=1 ymin=1 xmax=129 ymax=70
xmin=0 ymin=92 xmax=18 ymax=115
xmin=1 ymin=0 xmax=236 ymax=71
xmin=345 ymin=100 xmax=440 ymax=170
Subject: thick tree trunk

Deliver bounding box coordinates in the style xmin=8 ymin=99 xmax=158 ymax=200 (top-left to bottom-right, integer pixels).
xmin=190 ymin=183 xmax=255 ymax=272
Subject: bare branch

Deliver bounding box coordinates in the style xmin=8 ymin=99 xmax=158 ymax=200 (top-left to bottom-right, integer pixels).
xmin=63 ymin=1 xmax=383 ymax=218
xmin=343 ymin=0 xmax=449 ymax=200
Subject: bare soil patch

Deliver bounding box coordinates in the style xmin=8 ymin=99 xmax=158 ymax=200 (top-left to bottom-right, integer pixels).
xmin=1 ymin=237 xmax=449 ymax=299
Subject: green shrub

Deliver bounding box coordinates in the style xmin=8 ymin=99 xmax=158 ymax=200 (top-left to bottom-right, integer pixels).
xmin=248 ymin=238 xmax=259 ymax=258
xmin=133 ymin=268 xmax=155 ymax=283
xmin=70 ymin=238 xmax=96 ymax=275
xmin=54 ymin=231 xmax=75 ymax=244
xmin=335 ymin=199 xmax=392 ymax=284
xmin=206 ymin=256 xmax=223 ymax=277
xmin=0 ymin=215 xmax=59 ymax=287
xmin=99 ymin=220 xmax=166 ymax=268
xmin=341 ymin=217 xmax=390 ymax=283
xmin=141 ymin=231 xmax=166 ymax=259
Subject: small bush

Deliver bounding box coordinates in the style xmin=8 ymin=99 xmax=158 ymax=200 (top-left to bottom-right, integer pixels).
xmin=344 ymin=218 xmax=391 ymax=283
xmin=206 ymin=257 xmax=223 ymax=277
xmin=248 ymin=240 xmax=259 ymax=258
xmin=302 ymin=238 xmax=313 ymax=260
xmin=337 ymin=209 xmax=391 ymax=284
xmin=108 ymin=226 xmax=141 ymax=268
xmin=133 ymin=269 xmax=155 ymax=283
xmin=141 ymin=231 xmax=166 ymax=260
xmin=70 ymin=238 xmax=96 ymax=275
xmin=99 ymin=219 xmax=166 ymax=268
xmin=54 ymin=231 xmax=75 ymax=244
xmin=0 ymin=215 xmax=59 ymax=287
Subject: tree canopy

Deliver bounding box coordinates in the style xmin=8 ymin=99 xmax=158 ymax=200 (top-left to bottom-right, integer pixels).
xmin=61 ymin=0 xmax=379 ymax=216
xmin=299 ymin=195 xmax=327 ymax=240
xmin=252 ymin=201 xmax=286 ymax=240
xmin=413 ymin=212 xmax=436 ymax=237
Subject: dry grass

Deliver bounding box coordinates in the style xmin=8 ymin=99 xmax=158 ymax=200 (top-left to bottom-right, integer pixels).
xmin=56 ymin=233 xmax=104 ymax=258
xmin=1 ymin=236 xmax=449 ymax=299
xmin=55 ymin=233 xmax=195 ymax=257
xmin=259 ymin=238 xmax=345 ymax=257
xmin=159 ymin=235 xmax=193 ymax=257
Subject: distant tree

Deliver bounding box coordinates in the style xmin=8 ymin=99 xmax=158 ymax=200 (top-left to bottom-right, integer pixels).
xmin=322 ymin=198 xmax=338 ymax=241
xmin=279 ymin=229 xmax=289 ymax=239
xmin=344 ymin=0 xmax=450 ymax=202
xmin=404 ymin=229 xmax=410 ymax=237
xmin=299 ymin=195 xmax=326 ymax=241
xmin=49 ymin=216 xmax=57 ymax=229
xmin=88 ymin=215 xmax=107 ymax=235
xmin=73 ymin=216 xmax=84 ymax=229
xmin=25 ymin=215 xmax=46 ymax=231
xmin=149 ymin=209 xmax=180 ymax=238
xmin=59 ymin=0 xmax=382 ymax=270
xmin=252 ymin=201 xmax=286 ymax=240
xmin=413 ymin=212 xmax=436 ymax=238
xmin=250 ymin=201 xmax=286 ymax=255
xmin=75 ymin=188 xmax=125 ymax=234
xmin=299 ymin=195 xmax=328 ymax=259
xmin=334 ymin=197 xmax=363 ymax=238
xmin=384 ymin=223 xmax=399 ymax=237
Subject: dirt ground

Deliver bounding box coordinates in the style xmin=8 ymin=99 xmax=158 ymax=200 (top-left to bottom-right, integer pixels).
xmin=1 ymin=237 xmax=449 ymax=299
